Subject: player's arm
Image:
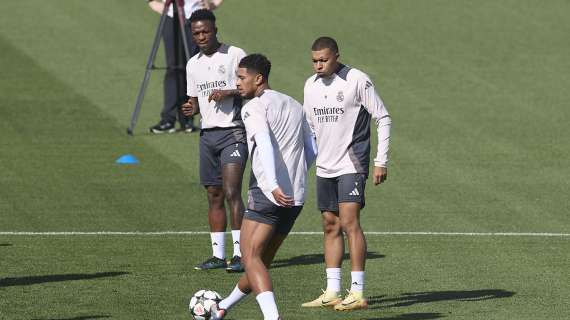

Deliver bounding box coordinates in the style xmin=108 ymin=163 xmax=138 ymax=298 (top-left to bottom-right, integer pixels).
xmin=208 ymin=89 xmax=240 ymax=102
xmin=302 ymin=80 xmax=319 ymax=167
xmin=254 ymin=132 xmax=293 ymax=207
xmin=209 ymin=48 xmax=247 ymax=103
xmin=209 ymin=48 xmax=248 ymax=103
xmin=183 ymin=62 xmax=200 ymax=116
xmin=302 ymin=109 xmax=317 ymax=167
xmin=359 ymin=76 xmax=392 ymax=186
xmin=243 ymin=103 xmax=293 ymax=207
xmin=182 ymin=97 xmax=200 ymax=116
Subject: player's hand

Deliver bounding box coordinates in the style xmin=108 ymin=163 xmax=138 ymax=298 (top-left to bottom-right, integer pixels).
xmin=201 ymin=0 xmax=213 ymax=10
xmin=148 ymin=0 xmax=163 ymax=14
xmin=201 ymin=0 xmax=223 ymax=10
xmin=182 ymin=100 xmax=197 ymax=116
xmin=373 ymin=166 xmax=388 ymax=186
xmin=271 ymin=187 xmax=294 ymax=208
xmin=208 ymin=90 xmax=228 ymax=102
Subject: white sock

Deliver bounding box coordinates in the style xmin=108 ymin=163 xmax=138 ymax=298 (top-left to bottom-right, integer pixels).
xmin=326 ymin=268 xmax=341 ymax=293
xmin=256 ymin=291 xmax=279 ymax=320
xmin=231 ymin=229 xmax=241 ymax=257
xmin=219 ymin=285 xmax=248 ymax=310
xmin=350 ymin=271 xmax=365 ymax=293
xmin=211 ymin=232 xmax=225 ymax=259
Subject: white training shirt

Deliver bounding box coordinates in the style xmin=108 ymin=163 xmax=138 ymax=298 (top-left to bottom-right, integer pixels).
xmin=186 ymin=44 xmax=246 ymax=129
xmin=241 ymin=90 xmax=311 ymax=206
xmin=303 ymin=64 xmax=392 ymax=178
xmin=164 ymin=0 xmax=203 ymax=19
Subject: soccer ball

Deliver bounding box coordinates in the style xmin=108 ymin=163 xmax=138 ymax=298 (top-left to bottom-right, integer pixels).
xmin=189 ymin=289 xmax=222 ymax=320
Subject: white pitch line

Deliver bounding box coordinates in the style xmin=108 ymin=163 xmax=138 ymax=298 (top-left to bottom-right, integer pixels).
xmin=0 ymin=231 xmax=569 ymax=237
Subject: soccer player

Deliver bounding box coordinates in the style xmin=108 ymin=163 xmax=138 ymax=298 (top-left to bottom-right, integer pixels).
xmin=210 ymin=54 xmax=316 ymax=320
xmin=147 ymin=1 xmax=225 ymax=134
xmin=181 ymin=9 xmax=247 ymax=272
xmin=301 ymin=36 xmax=392 ymax=311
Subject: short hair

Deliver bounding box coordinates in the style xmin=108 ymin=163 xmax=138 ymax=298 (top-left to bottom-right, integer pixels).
xmin=239 ymin=54 xmax=271 ymax=81
xmin=311 ymin=36 xmax=339 ymax=53
xmin=189 ymin=9 xmax=216 ymax=24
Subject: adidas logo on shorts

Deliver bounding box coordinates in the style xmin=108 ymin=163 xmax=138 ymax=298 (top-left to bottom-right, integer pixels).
xmin=230 ymin=150 xmax=241 ymax=157
xmin=349 ymin=187 xmax=360 ymax=196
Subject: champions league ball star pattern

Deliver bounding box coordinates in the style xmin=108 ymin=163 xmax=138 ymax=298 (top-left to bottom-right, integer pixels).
xmin=189 ymin=289 xmax=222 ymax=320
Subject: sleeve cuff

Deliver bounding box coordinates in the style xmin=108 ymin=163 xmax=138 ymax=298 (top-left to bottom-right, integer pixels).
xmin=374 ymin=160 xmax=388 ymax=168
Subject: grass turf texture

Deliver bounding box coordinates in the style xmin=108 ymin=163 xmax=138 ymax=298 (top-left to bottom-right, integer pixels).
xmin=1 ymin=0 xmax=569 ymax=319
xmin=1 ymin=236 xmax=569 ymax=319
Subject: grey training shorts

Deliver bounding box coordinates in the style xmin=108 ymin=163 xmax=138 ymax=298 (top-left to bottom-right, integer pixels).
xmin=244 ymin=187 xmax=302 ymax=235
xmin=199 ymin=127 xmax=248 ymax=186
xmin=316 ymin=173 xmax=367 ymax=212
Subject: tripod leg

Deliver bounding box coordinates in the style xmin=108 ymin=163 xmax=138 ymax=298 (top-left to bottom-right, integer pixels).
xmin=175 ymin=0 xmax=191 ymax=60
xmin=171 ymin=1 xmax=187 ymax=128
xmin=127 ymin=2 xmax=172 ymax=135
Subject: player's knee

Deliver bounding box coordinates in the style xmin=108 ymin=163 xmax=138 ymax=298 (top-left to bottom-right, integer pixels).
xmin=241 ymin=245 xmax=261 ymax=267
xmin=322 ymin=219 xmax=341 ymax=235
xmin=206 ymin=189 xmax=224 ymax=208
xmin=340 ymin=220 xmax=362 ymax=235
xmin=241 ymin=252 xmax=251 ymax=268
xmin=207 ymin=186 xmax=224 ymax=199
xmin=223 ymin=185 xmax=241 ymax=202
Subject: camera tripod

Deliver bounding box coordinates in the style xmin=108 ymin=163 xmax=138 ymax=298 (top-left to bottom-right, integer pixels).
xmin=127 ymin=0 xmax=193 ymax=135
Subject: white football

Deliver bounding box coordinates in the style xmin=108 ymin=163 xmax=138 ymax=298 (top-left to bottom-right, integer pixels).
xmin=189 ymin=289 xmax=222 ymax=320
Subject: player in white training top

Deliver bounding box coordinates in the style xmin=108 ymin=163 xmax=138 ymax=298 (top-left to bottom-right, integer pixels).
xmin=182 ymin=9 xmax=247 ymax=272
xmin=301 ymin=37 xmax=392 ymax=311
xmin=210 ymin=54 xmax=316 ymax=320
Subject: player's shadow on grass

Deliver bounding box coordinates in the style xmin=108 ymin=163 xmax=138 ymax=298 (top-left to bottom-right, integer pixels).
xmin=0 ymin=243 xmax=12 ymax=246
xmin=271 ymin=251 xmax=385 ymax=269
xmin=368 ymin=289 xmax=515 ymax=309
xmin=31 ymin=316 xmax=111 ymax=320
xmin=365 ymin=313 xmax=445 ymax=320
xmin=0 ymin=271 xmax=129 ymax=288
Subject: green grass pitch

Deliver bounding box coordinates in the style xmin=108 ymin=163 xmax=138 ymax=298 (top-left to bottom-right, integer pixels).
xmin=1 ymin=0 xmax=569 ymax=319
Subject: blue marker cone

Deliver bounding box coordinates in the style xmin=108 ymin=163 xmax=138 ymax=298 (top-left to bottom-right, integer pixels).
xmin=116 ymin=154 xmax=139 ymax=165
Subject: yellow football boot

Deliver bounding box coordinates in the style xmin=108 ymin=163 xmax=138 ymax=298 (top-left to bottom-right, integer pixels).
xmin=301 ymin=289 xmax=342 ymax=308
xmin=334 ymin=290 xmax=368 ymax=311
